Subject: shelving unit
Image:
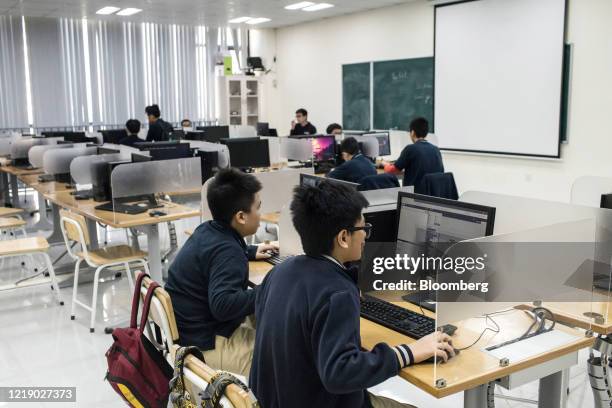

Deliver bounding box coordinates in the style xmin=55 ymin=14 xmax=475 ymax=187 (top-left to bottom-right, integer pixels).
xmin=218 ymin=76 xmax=262 ymax=127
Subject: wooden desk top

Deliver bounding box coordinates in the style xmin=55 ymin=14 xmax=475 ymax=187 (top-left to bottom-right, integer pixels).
xmin=260 ymin=212 xmax=280 ymax=225
xmin=0 ymin=207 xmax=24 ymax=217
xmin=247 ymin=261 xmax=593 ymax=398
xmin=46 ymin=191 xmax=200 ymax=229
xmin=18 ymin=174 xmax=74 ymax=195
xmin=0 ymin=165 xmax=44 ymax=177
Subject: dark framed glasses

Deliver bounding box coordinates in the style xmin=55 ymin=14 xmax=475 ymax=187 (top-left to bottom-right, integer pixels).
xmin=347 ymin=223 xmax=373 ymax=239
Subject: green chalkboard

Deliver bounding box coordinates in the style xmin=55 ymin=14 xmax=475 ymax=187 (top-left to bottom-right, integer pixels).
xmin=560 ymin=44 xmax=572 ymax=143
xmin=373 ymin=58 xmax=434 ymax=131
xmin=342 ymin=63 xmax=371 ymax=131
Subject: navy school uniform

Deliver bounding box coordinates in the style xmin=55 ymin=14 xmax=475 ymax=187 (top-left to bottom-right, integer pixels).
xmin=327 ymin=154 xmax=377 ymax=184
xmin=394 ymin=139 xmax=444 ymax=188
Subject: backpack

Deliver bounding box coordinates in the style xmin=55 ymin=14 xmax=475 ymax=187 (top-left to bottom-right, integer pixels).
xmin=169 ymin=346 xmax=259 ymax=408
xmin=105 ymin=273 xmax=173 ymax=407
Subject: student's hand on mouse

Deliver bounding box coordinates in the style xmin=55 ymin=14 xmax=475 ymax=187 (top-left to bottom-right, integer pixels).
xmin=409 ymin=332 xmax=455 ymax=363
xmin=255 ymin=243 xmax=279 ymax=260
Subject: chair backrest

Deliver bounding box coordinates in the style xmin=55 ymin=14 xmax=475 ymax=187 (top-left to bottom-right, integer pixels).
xmin=139 ymin=273 xmax=179 ymax=352
xmin=170 ymin=345 xmax=258 ymax=408
xmin=59 ymin=209 xmax=90 ymax=248
xmin=357 ymin=173 xmax=400 ymax=192
xmin=416 ymin=172 xmax=459 ymax=200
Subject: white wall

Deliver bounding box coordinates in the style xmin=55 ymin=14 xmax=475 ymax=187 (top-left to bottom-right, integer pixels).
xmin=251 ymin=0 xmax=612 ymax=203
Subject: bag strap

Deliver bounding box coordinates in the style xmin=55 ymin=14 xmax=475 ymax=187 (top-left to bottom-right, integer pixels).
xmin=129 ymin=272 xmax=151 ymax=328
xmin=201 ymin=372 xmax=258 ymax=408
xmin=139 ymin=281 xmax=160 ymax=334
xmin=169 ymin=346 xmax=206 ymax=408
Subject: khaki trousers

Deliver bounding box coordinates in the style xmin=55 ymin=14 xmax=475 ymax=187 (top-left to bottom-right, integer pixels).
xmin=202 ymin=317 xmax=256 ymax=377
xmin=369 ymin=392 xmax=417 ymax=408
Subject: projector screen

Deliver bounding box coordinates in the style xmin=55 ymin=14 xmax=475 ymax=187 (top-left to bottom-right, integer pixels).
xmin=434 ymin=0 xmax=566 ymax=158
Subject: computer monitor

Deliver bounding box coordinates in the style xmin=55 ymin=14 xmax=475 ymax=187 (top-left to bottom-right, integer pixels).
xmin=301 ymin=136 xmax=336 ymax=163
xmin=98 ymin=147 xmax=120 ymax=155
xmin=601 ymin=194 xmax=612 ymax=209
xmin=365 ymin=132 xmax=391 ymax=156
xmin=247 ymin=57 xmax=265 ymax=71
xmin=100 ymin=129 xmax=127 ymax=144
xmin=299 ymin=173 xmax=359 ymax=190
xmin=63 ymin=133 xmax=96 ymax=143
xmin=395 ymin=192 xmax=495 ymax=311
xmin=256 ymin=122 xmax=270 ymax=136
xmin=170 ymin=129 xmax=185 ymax=140
xmin=197 ymin=126 xmax=230 ymax=143
xmin=196 ymin=150 xmax=218 ymax=183
xmin=364 ymin=208 xmax=398 ymax=243
xmin=222 ymin=138 xmax=270 ymax=169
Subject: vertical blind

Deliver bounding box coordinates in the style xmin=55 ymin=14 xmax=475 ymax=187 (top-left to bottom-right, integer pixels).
xmin=2 ymin=16 xmax=241 ymax=129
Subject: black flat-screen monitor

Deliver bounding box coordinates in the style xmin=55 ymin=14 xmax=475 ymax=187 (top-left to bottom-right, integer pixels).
xmin=256 ymin=122 xmax=269 ymax=136
xmin=601 ymin=194 xmax=612 ymax=209
xmin=196 ymin=126 xmax=230 ymax=143
xmin=299 ymin=173 xmax=359 ymax=190
xmin=221 ymin=138 xmax=270 ymax=169
xmin=100 ymin=129 xmax=127 ymax=144
xmin=310 ymin=136 xmax=336 ymax=163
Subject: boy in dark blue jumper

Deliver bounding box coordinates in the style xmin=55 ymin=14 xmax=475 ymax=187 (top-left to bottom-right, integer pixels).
xmin=384 ymin=117 xmax=444 ymax=189
xmin=250 ymin=181 xmax=454 ymax=407
xmin=328 ymin=137 xmax=377 ymax=184
xmin=165 ymin=169 xmax=277 ymax=376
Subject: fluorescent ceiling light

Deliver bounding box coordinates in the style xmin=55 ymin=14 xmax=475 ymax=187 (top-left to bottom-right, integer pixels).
xmin=245 ymin=17 xmax=271 ymax=25
xmin=285 ymin=2 xmax=315 ymax=10
xmin=96 ymin=6 xmax=120 ymax=15
xmin=303 ymin=3 xmax=334 ymax=11
xmin=228 ymin=16 xmax=252 ymax=23
xmin=116 ymin=8 xmax=142 ymax=16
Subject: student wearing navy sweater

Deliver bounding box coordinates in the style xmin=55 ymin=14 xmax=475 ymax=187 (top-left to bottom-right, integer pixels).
xmin=327 ymin=137 xmax=377 ymax=184
xmin=250 ymin=181 xmax=454 ymax=407
xmin=165 ymin=169 xmax=277 ymax=376
xmin=383 ymin=117 xmax=444 ymax=189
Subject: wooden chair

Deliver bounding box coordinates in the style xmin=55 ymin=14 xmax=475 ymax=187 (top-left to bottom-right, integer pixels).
xmin=137 ymin=273 xmax=258 ymax=408
xmin=0 ymin=236 xmax=63 ymax=305
xmin=0 ymin=206 xmax=26 ymax=238
xmin=60 ymin=209 xmax=149 ymax=332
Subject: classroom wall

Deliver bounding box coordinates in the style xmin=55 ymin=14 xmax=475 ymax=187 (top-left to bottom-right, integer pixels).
xmin=251 ymin=0 xmax=612 ymax=202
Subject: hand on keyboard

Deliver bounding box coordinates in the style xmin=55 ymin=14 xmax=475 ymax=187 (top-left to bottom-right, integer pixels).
xmin=255 ymin=243 xmax=280 ymax=260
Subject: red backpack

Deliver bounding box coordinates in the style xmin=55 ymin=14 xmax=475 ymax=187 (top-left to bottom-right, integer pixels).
xmin=105 ymin=273 xmax=173 ymax=407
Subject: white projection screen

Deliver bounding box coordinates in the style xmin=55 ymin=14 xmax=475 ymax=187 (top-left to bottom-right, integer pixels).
xmin=434 ymin=0 xmax=566 ymax=158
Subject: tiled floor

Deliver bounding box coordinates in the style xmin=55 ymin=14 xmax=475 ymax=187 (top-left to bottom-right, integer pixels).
xmin=0 ymin=193 xmax=599 ymax=407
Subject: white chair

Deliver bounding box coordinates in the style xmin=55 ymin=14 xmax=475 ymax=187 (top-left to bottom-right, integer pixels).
xmin=60 ymin=209 xmax=149 ymax=332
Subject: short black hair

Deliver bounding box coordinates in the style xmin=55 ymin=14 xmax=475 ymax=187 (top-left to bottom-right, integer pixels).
xmin=340 ymin=137 xmax=360 ymax=156
xmin=181 ymin=119 xmax=191 ymax=127
xmin=207 ymin=168 xmax=262 ymax=224
xmin=145 ymin=104 xmax=161 ymax=118
xmin=291 ymin=181 xmax=369 ymax=256
xmin=125 ymin=119 xmax=141 ymax=135
xmin=409 ymin=117 xmax=429 ymax=138
xmin=296 ymin=108 xmax=308 ymax=117
xmin=326 ymin=123 xmax=342 ymax=134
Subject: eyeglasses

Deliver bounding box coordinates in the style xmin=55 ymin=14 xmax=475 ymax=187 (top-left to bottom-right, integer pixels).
xmin=347 ymin=223 xmax=373 ymax=239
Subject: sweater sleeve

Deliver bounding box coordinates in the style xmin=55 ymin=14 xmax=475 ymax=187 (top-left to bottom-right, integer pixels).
xmin=393 ymin=145 xmax=412 ymax=171
xmin=208 ymin=245 xmax=256 ymax=321
xmin=327 ymin=162 xmax=351 ymax=182
xmin=311 ymin=290 xmax=400 ymax=394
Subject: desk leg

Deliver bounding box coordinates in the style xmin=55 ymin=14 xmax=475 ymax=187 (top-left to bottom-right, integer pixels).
xmin=27 ymin=193 xmax=54 ymax=232
xmin=143 ymin=224 xmax=162 ymax=282
xmin=538 ymin=370 xmax=567 ymax=408
xmin=9 ymin=174 xmax=19 ymax=208
xmin=463 ymin=383 xmax=490 ymax=408
xmin=86 ymin=219 xmax=99 ymax=249
xmin=44 ymin=204 xmax=65 ymax=245
xmin=0 ymin=172 xmax=9 ymax=206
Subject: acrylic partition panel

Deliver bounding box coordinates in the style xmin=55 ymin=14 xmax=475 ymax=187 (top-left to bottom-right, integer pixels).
xmin=261 ymin=136 xmax=282 ymax=165
xmin=460 ymin=191 xmax=599 ymax=235
xmin=188 ymin=140 xmax=230 ymax=169
xmin=352 ymin=135 xmax=380 ymax=158
xmin=570 ymin=176 xmax=612 ymax=208
xmin=361 ymin=186 xmax=414 ymax=208
xmin=42 ymin=146 xmax=98 ymax=176
xmin=278 ymin=205 xmax=303 ymax=257
xmin=429 ymin=218 xmax=601 ymax=385
xmin=252 ymin=168 xmax=314 ymax=215
xmin=229 ymin=125 xmax=257 ymax=139
xmin=110 ymin=158 xmax=202 ymax=223
xmin=9 ymin=137 xmax=60 ymax=159
xmin=70 ymin=153 xmax=125 ymax=186
xmin=279 ymin=138 xmax=313 ymax=162
xmin=28 ymin=144 xmax=73 ymax=168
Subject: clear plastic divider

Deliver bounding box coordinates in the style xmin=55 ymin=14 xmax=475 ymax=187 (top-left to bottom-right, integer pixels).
xmin=110 ymin=158 xmax=202 ymax=223
xmin=252 ymin=168 xmax=314 ymax=215
xmin=279 ymin=137 xmax=313 ymax=162
xmin=570 ymin=176 xmax=612 ymax=207
xmin=28 ymin=144 xmax=73 ymax=168
xmin=42 ymin=146 xmax=98 ymax=179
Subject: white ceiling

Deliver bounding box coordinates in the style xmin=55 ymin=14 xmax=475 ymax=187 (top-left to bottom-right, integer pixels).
xmin=0 ymin=0 xmax=416 ymax=28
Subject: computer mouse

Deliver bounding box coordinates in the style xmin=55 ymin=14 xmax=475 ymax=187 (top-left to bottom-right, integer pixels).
xmin=424 ymin=348 xmax=460 ymax=364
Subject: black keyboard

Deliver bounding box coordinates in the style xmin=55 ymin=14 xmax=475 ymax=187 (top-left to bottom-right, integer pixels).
xmin=94 ymin=202 xmax=148 ymax=215
xmin=264 ymin=253 xmax=293 ymax=266
xmin=360 ymin=295 xmax=435 ymax=339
